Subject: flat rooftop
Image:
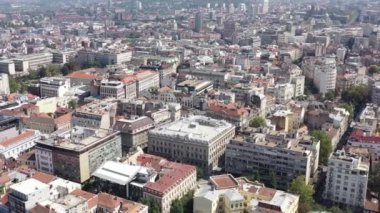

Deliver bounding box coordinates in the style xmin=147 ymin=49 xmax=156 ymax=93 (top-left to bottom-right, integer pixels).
xmin=10 ymin=178 xmax=48 ymax=195
xmin=36 ymin=128 xmax=119 ymax=152
xmin=150 ymin=115 xmax=234 ymax=143
xmin=93 ymin=161 xmax=148 ymax=185
xmin=210 ymin=174 xmax=239 ymax=190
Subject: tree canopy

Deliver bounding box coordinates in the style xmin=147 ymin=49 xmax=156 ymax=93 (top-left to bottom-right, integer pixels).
xmin=289 ymin=176 xmax=314 ymax=213
xmin=249 ymin=116 xmax=266 ymax=128
xmin=170 ymin=199 xmax=183 ymax=213
xmin=311 ymin=130 xmax=332 ymax=165
xmin=368 ymin=65 xmax=380 ymax=75
xmin=341 ymin=84 xmax=369 ymax=113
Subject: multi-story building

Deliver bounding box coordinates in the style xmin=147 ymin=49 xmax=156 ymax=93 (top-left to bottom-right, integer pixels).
xmin=291 ymin=75 xmax=305 ymax=97
xmin=274 ymin=83 xmax=295 ymax=104
xmin=347 ymin=129 xmax=380 ymax=164
xmin=0 ymin=60 xmax=16 ymax=75
xmin=324 ymin=150 xmax=369 ymax=208
xmin=206 ymin=100 xmax=251 ymax=128
xmin=113 ymin=116 xmax=155 ymax=154
xmin=76 ymin=49 xmax=132 ymax=66
xmin=225 ymin=131 xmax=320 ymax=189
xmin=176 ymin=79 xmax=213 ymax=95
xmin=39 ymin=77 xmax=70 ymax=98
xmin=135 ymin=70 xmax=160 ymax=96
xmin=123 ymin=75 xmax=138 ymax=101
xmin=14 ymin=52 xmax=53 ymax=71
xmin=72 ymin=98 xmax=118 ymax=129
xmin=0 ymin=115 xmax=21 ymax=142
xmin=92 ymin=161 xmax=157 ymax=200
xmin=0 ymin=130 xmax=40 ymax=159
xmin=138 ymin=154 xmax=197 ymax=213
xmin=177 ymin=67 xmax=229 ymax=88
xmin=0 ymin=73 xmax=10 ymax=95
xmin=23 ymin=113 xmax=71 ymax=134
xmin=371 ymin=82 xmax=380 ymax=106
xmin=313 ymin=56 xmax=337 ymax=95
xmin=148 ymin=115 xmax=235 ymax=174
xmin=8 ymin=178 xmax=50 ymax=213
xmin=99 ymin=80 xmax=125 ymax=99
xmin=35 ymin=127 xmax=122 ymax=183
xmin=52 ymin=50 xmax=76 ymax=64
xmin=193 ymin=174 xmax=299 ymax=213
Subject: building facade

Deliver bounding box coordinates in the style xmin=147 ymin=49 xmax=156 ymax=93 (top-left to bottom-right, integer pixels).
xmin=39 ymin=77 xmax=71 ymax=98
xmin=225 ymin=132 xmax=320 ymax=189
xmin=35 ymin=127 xmax=122 ymax=183
xmin=324 ymin=150 xmax=369 ymax=208
xmin=148 ymin=115 xmax=235 ymax=174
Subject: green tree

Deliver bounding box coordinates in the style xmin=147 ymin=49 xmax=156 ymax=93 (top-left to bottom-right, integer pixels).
xmin=9 ymin=77 xmax=21 ymax=93
xmin=139 ymin=198 xmax=160 ymax=213
xmin=61 ymin=64 xmax=71 ymax=76
xmin=196 ymin=167 xmax=204 ymax=180
xmin=269 ymin=171 xmax=277 ymax=189
xmin=68 ymin=100 xmax=78 ymax=110
xmin=311 ymin=130 xmax=332 ymax=165
xmin=249 ymin=116 xmax=266 ymax=128
xmin=305 ymin=78 xmax=319 ymax=95
xmin=341 ymin=84 xmax=369 ymax=113
xmin=368 ymin=65 xmax=380 ymax=75
xmin=289 ymin=176 xmax=314 ymax=213
xmin=170 ymin=199 xmax=183 ymax=213
xmin=368 ymin=164 xmax=380 ymax=194
xmin=45 ymin=64 xmax=60 ymax=77
xmin=324 ymin=90 xmax=336 ymax=101
xmin=342 ymin=103 xmax=354 ymax=121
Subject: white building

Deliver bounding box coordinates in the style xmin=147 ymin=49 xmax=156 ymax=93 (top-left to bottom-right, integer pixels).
xmin=0 ymin=60 xmax=16 ymax=75
xmin=135 ymin=70 xmax=160 ymax=96
xmin=291 ymin=75 xmax=305 ymax=97
xmin=0 ymin=73 xmax=10 ymax=95
xmin=0 ymin=130 xmax=40 ymax=159
xmin=274 ymin=83 xmax=294 ymax=103
xmin=40 ymin=77 xmax=71 ymax=98
xmin=324 ymin=150 xmax=369 ymax=208
xmin=193 ymin=174 xmax=299 ymax=213
xmin=148 ymin=115 xmax=235 ymax=174
xmin=99 ymin=80 xmax=125 ymax=99
xmin=9 ymin=178 xmax=50 ymax=212
xmin=15 ymin=52 xmax=53 ymax=71
xmin=313 ymin=56 xmax=337 ymax=95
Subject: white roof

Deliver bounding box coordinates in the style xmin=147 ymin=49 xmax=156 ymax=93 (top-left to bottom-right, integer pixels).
xmin=10 ymin=178 xmax=48 ymax=195
xmin=92 ymin=161 xmax=144 ymax=185
xmin=224 ymin=189 xmax=244 ymax=202
xmin=150 ymin=115 xmax=233 ymax=143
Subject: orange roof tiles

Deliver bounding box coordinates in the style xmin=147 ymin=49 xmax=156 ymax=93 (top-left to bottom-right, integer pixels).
xmin=210 ymin=174 xmax=239 ymax=190
xmin=70 ymin=189 xmax=98 ymax=209
xmin=54 ymin=113 xmax=72 ymax=125
xmin=137 ymin=154 xmax=196 ymax=196
xmin=210 ymin=174 xmax=238 ymax=189
xmin=0 ymin=131 xmax=35 ymax=147
xmin=207 ymin=100 xmax=249 ymax=117
xmin=32 ymin=172 xmax=56 ymax=184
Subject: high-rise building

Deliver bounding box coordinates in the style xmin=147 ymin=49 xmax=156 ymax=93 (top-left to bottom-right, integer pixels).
xmin=262 ymin=0 xmax=269 ymax=14
xmin=195 ymin=11 xmax=203 ymax=33
xmin=324 ymin=150 xmax=369 ymax=208
xmin=313 ymin=56 xmax=337 ymax=95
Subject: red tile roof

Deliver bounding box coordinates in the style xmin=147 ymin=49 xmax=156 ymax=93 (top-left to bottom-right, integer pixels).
xmin=70 ymin=189 xmax=98 ymax=209
xmin=210 ymin=174 xmax=239 ymax=190
xmin=0 ymin=131 xmax=35 ymax=147
xmin=54 ymin=113 xmax=72 ymax=125
xmin=137 ymin=154 xmax=196 ymax=196
xmin=207 ymin=100 xmax=249 ymax=117
xmin=32 ymin=172 xmax=56 ymax=184
xmin=349 ymin=130 xmax=380 ymax=144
